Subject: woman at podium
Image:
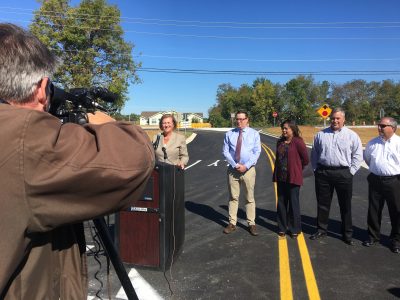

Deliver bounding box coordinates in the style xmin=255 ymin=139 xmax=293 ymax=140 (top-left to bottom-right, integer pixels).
xmin=153 ymin=114 xmax=189 ymax=169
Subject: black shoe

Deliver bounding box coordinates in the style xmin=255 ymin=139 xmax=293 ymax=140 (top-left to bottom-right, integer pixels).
xmin=290 ymin=232 xmax=299 ymax=239
xmin=343 ymin=239 xmax=354 ymax=246
xmin=391 ymin=245 xmax=400 ymax=254
xmin=362 ymin=239 xmax=378 ymax=247
xmin=309 ymin=232 xmax=327 ymax=240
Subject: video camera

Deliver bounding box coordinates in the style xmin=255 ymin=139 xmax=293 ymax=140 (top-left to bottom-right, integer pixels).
xmin=48 ymin=83 xmax=117 ymax=125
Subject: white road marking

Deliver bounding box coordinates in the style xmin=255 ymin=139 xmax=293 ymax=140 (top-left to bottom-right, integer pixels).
xmin=207 ymin=160 xmax=220 ymax=166
xmin=185 ymin=160 xmax=201 ymax=170
xmin=115 ymin=268 xmax=163 ymax=300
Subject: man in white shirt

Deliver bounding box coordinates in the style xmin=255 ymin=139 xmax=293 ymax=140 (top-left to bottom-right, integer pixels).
xmin=363 ymin=117 xmax=400 ymax=254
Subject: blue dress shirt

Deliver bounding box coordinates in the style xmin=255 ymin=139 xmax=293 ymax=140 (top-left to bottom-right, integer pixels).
xmin=223 ymin=127 xmax=261 ymax=169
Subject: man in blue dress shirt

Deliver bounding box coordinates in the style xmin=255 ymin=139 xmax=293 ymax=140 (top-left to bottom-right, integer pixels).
xmin=222 ymin=110 xmax=261 ymax=236
xmin=310 ymin=107 xmax=363 ymax=245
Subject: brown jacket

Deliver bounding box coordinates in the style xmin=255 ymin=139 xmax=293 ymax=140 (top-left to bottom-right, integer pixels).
xmin=0 ymin=104 xmax=155 ymax=299
xmin=153 ymin=131 xmax=189 ymax=166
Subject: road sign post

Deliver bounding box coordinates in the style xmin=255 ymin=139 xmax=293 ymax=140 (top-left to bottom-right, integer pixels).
xmin=272 ymin=111 xmax=278 ymax=127
xmin=230 ymin=113 xmax=235 ymax=128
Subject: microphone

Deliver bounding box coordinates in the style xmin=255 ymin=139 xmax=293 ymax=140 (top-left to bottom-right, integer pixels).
xmin=161 ymin=147 xmax=167 ymax=160
xmin=89 ymin=87 xmax=118 ymax=103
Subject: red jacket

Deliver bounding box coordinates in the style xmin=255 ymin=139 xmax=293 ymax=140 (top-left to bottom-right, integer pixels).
xmin=273 ymin=136 xmax=309 ymax=186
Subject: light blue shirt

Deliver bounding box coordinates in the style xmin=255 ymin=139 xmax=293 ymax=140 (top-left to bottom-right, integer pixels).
xmin=311 ymin=126 xmax=363 ymax=175
xmin=223 ymin=127 xmax=261 ymax=169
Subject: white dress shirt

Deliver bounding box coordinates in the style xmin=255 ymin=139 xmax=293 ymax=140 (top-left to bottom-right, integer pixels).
xmin=364 ymin=133 xmax=400 ymax=176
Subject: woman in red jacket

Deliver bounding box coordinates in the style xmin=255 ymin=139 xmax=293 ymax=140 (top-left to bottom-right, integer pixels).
xmin=273 ymin=120 xmax=309 ymax=238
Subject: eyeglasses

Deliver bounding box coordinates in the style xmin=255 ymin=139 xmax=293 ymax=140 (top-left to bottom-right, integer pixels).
xmin=378 ymin=124 xmax=392 ymax=129
xmin=236 ymin=118 xmax=247 ymax=121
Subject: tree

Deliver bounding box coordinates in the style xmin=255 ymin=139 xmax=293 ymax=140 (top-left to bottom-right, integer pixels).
xmin=30 ymin=0 xmax=140 ymax=111
xmin=340 ymin=80 xmax=371 ymax=124
xmin=250 ymin=78 xmax=275 ymax=126
xmin=208 ymin=105 xmax=229 ymax=127
xmin=283 ymin=76 xmax=317 ymax=124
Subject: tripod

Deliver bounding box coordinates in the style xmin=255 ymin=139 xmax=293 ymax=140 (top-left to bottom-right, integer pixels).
xmin=93 ymin=217 xmax=138 ymax=300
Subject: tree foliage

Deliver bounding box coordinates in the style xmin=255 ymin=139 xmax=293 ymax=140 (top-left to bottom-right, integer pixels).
xmin=30 ymin=0 xmax=140 ymax=111
xmin=208 ymin=75 xmax=400 ymax=127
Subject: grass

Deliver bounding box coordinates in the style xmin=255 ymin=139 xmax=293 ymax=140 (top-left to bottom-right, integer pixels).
xmin=264 ymin=125 xmax=379 ymax=146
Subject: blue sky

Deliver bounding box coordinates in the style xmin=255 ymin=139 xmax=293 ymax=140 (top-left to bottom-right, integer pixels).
xmin=0 ymin=0 xmax=399 ymax=117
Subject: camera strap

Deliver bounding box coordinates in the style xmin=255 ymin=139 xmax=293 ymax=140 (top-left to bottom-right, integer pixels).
xmin=153 ymin=134 xmax=161 ymax=150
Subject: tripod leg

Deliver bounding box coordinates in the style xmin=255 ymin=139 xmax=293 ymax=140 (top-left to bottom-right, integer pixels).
xmin=93 ymin=217 xmax=139 ymax=300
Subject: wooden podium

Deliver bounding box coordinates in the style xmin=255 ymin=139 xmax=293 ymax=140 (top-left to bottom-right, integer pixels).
xmin=117 ymin=163 xmax=185 ymax=270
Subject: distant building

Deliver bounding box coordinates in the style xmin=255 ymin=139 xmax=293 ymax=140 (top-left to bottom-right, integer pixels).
xmin=182 ymin=113 xmax=204 ymax=124
xmin=139 ymin=111 xmax=203 ymax=127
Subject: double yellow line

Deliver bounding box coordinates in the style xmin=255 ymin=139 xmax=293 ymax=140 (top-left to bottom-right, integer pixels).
xmin=262 ymin=143 xmax=321 ymax=300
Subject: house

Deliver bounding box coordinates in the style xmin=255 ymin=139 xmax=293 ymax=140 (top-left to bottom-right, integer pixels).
xmin=182 ymin=113 xmax=204 ymax=124
xmin=140 ymin=111 xmax=204 ymax=127
xmin=139 ymin=111 xmax=182 ymax=126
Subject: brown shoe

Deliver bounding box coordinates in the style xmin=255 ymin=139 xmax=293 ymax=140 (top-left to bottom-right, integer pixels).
xmin=249 ymin=225 xmax=258 ymax=236
xmin=223 ymin=223 xmax=236 ymax=234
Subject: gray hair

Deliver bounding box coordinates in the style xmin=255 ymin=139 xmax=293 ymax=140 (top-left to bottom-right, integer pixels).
xmin=330 ymin=107 xmax=345 ymax=118
xmin=382 ymin=117 xmax=397 ymax=131
xmin=0 ymin=23 xmax=58 ymax=103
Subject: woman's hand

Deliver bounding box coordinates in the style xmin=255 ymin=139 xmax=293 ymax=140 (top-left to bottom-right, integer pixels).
xmin=176 ymin=163 xmax=185 ymax=170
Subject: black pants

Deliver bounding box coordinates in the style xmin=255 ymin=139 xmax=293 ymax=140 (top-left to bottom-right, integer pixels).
xmin=367 ymin=173 xmax=400 ymax=246
xmin=314 ymin=167 xmax=353 ymax=240
xmin=276 ymin=182 xmax=301 ymax=234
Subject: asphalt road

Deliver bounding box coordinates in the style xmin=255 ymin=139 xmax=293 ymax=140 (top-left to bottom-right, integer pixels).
xmin=86 ymin=129 xmax=399 ymax=300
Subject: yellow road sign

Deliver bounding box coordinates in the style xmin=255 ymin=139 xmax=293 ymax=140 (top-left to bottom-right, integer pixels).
xmin=317 ymin=104 xmax=332 ymax=119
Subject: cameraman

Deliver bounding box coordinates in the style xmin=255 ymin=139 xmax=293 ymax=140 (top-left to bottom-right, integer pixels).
xmin=0 ymin=23 xmax=155 ymax=299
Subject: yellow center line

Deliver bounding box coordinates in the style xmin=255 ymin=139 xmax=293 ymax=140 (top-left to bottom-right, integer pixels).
xmin=261 ymin=143 xmax=277 ymax=204
xmin=262 ymin=142 xmax=320 ymax=300
xmin=297 ymin=234 xmax=321 ymax=300
xmin=278 ymin=237 xmax=293 ymax=300
xmin=262 ymin=143 xmax=293 ymax=300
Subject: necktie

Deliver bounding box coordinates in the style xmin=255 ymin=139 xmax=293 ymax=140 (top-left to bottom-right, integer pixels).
xmin=235 ymin=129 xmax=242 ymax=162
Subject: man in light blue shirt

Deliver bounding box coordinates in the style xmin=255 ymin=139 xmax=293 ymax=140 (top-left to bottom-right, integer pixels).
xmin=222 ymin=110 xmax=261 ymax=236
xmin=310 ymin=107 xmax=363 ymax=245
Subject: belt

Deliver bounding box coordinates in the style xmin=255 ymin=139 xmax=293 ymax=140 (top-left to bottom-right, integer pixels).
xmin=371 ymin=173 xmax=399 ymax=180
xmin=317 ymin=164 xmax=349 ymax=170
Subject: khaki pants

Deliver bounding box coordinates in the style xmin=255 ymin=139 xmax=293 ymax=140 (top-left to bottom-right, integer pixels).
xmin=227 ymin=167 xmax=256 ymax=226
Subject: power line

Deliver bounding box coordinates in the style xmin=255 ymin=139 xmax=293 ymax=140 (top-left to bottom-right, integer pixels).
xmin=43 ymin=47 xmax=400 ymax=64
xmin=1 ymin=6 xmax=400 ymax=27
xmin=140 ymin=54 xmax=400 ymax=62
xmin=5 ymin=16 xmax=399 ymax=41
xmin=125 ymin=30 xmax=400 ymax=40
xmin=137 ymin=67 xmax=400 ymax=76
xmin=5 ymin=16 xmax=398 ymax=41
xmin=2 ymin=7 xmax=400 ymax=31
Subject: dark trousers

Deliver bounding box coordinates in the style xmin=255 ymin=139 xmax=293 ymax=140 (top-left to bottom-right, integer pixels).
xmin=277 ymin=182 xmax=301 ymax=234
xmin=314 ymin=168 xmax=353 ymax=240
xmin=367 ymin=173 xmax=400 ymax=246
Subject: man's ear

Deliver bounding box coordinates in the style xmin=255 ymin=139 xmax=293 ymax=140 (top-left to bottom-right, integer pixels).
xmin=37 ymin=77 xmax=50 ymax=109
